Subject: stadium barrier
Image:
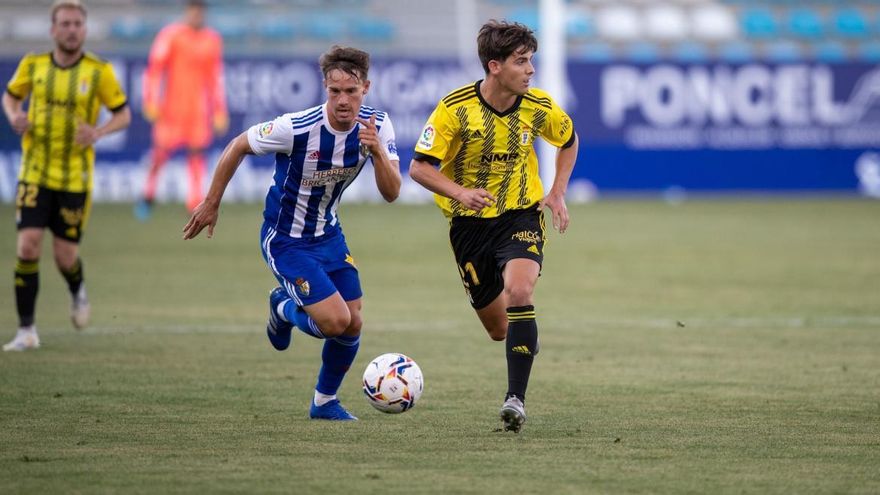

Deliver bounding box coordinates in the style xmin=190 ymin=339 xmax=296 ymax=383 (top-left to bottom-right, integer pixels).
xmin=1 ymin=56 xmax=878 ymax=203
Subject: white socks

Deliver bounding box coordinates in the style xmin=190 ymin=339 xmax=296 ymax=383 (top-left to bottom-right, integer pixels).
xmin=314 ymin=391 xmax=336 ymax=406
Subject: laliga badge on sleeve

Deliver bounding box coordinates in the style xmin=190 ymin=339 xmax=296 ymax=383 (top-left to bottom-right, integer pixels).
xmin=418 ymin=124 xmax=435 ymax=150
xmin=258 ymin=122 xmax=274 ymax=138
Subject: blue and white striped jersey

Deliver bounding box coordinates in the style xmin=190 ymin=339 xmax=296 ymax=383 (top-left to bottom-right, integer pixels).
xmin=247 ymin=103 xmax=398 ymax=238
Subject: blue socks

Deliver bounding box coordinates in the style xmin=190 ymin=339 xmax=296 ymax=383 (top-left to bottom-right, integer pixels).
xmin=316 ymin=334 xmax=360 ymax=396
xmin=276 ymin=296 xmax=359 ymax=398
xmin=281 ymin=301 xmax=325 ymax=339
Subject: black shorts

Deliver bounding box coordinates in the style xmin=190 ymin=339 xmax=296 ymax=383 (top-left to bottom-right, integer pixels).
xmin=15 ymin=182 xmax=90 ymax=243
xmin=449 ymin=206 xmax=545 ymax=310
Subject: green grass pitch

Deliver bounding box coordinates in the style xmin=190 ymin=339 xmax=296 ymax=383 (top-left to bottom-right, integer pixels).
xmin=1 ymin=199 xmax=878 ymax=494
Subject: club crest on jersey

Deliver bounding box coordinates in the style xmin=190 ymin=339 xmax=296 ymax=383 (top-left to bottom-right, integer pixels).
xmin=418 ymin=124 xmax=435 ymax=149
xmin=520 ymin=124 xmax=531 ymax=145
xmin=295 ymin=278 xmax=310 ymax=296
xmin=306 ymin=150 xmax=320 ymax=161
xmin=258 ymin=122 xmax=274 ymax=138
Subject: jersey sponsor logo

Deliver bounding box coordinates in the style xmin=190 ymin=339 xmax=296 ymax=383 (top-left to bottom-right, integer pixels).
xmin=300 ymin=167 xmax=359 ymax=187
xmin=511 ymin=230 xmax=541 ymax=244
xmin=527 ymin=245 xmax=541 ymax=255
xmin=258 ymin=122 xmax=274 ymax=138
xmin=387 ymin=140 xmax=397 ymax=155
xmin=418 ymin=124 xmax=435 ymax=149
xmin=345 ymin=253 xmax=357 ymax=268
xmin=480 ymin=152 xmax=520 ymax=164
xmin=306 ymin=150 xmax=320 ymax=161
xmin=511 ymin=345 xmax=532 ymax=355
xmin=295 ymin=277 xmax=310 ymax=296
xmin=47 ymin=98 xmax=76 ymax=109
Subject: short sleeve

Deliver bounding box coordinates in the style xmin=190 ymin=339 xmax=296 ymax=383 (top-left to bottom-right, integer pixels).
xmin=6 ymin=55 xmax=34 ymax=100
xmin=377 ymin=114 xmax=399 ymax=162
xmin=247 ymin=115 xmax=294 ymax=156
xmin=539 ymin=94 xmax=575 ymax=149
xmin=413 ymin=102 xmax=457 ymax=164
xmin=98 ymin=62 xmax=128 ymax=111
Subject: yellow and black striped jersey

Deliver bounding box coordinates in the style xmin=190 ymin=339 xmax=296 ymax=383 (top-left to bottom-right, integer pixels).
xmin=6 ymin=52 xmax=128 ymax=193
xmin=414 ymin=81 xmax=575 ymax=219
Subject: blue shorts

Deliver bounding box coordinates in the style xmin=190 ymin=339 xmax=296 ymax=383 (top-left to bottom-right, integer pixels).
xmin=260 ymin=223 xmax=362 ymax=306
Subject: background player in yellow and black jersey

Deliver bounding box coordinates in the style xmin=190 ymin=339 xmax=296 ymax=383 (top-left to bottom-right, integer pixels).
xmin=410 ymin=20 xmax=579 ymax=432
xmin=1 ymin=0 xmax=131 ymax=351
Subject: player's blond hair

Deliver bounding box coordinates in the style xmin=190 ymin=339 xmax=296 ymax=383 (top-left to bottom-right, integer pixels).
xmin=51 ymin=0 xmax=87 ymax=23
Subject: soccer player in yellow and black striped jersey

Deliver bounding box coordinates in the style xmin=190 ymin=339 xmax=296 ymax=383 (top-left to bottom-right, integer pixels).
xmin=2 ymin=0 xmax=131 ymax=351
xmin=410 ymin=20 xmax=578 ymax=432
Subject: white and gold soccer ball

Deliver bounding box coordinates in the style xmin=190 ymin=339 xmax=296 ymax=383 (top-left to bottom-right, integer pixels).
xmin=362 ymin=353 xmax=424 ymax=414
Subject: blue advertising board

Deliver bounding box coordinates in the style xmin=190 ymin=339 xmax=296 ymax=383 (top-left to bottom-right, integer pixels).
xmin=574 ymin=63 xmax=880 ymax=193
xmin=1 ymin=56 xmax=878 ymax=202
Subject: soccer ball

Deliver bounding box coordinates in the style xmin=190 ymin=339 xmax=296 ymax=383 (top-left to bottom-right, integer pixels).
xmin=362 ymin=353 xmax=424 ymax=414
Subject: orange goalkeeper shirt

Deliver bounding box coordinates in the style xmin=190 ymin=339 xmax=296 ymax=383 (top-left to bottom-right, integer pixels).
xmin=143 ymin=23 xmax=226 ymax=149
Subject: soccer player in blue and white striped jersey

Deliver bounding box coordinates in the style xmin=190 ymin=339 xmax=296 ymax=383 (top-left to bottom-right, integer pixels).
xmin=183 ymin=46 xmax=401 ymax=420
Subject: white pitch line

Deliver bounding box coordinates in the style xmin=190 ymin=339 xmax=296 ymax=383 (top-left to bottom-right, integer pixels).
xmin=65 ymin=315 xmax=880 ymax=335
xmin=543 ymin=315 xmax=880 ymax=330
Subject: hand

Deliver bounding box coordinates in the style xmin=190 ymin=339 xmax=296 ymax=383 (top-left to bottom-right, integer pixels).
xmin=213 ymin=112 xmax=229 ymax=136
xmin=75 ymin=122 xmax=100 ymax=147
xmin=539 ymin=191 xmax=569 ymax=234
xmin=9 ymin=111 xmax=30 ymax=135
xmin=455 ymin=187 xmax=496 ymax=213
xmin=355 ymin=114 xmax=379 ymax=155
xmin=182 ymin=200 xmax=220 ymax=240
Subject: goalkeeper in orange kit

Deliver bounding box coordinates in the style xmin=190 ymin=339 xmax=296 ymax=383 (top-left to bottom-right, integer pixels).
xmin=136 ymin=0 xmax=228 ymax=218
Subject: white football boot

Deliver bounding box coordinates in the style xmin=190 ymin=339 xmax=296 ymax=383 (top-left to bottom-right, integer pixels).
xmin=500 ymin=396 xmax=527 ymax=433
xmin=71 ymin=285 xmax=90 ymax=330
xmin=3 ymin=327 xmax=40 ymax=351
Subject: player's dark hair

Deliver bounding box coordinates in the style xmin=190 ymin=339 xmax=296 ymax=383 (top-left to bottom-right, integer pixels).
xmin=477 ymin=20 xmax=537 ymax=74
xmin=319 ymin=46 xmax=370 ymax=82
xmin=51 ymin=0 xmax=87 ymax=23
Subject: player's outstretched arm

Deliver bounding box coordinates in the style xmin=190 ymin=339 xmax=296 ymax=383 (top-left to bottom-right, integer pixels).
xmin=410 ymin=159 xmax=496 ymax=213
xmin=183 ymin=132 xmax=252 ymax=240
xmin=539 ymin=133 xmax=579 ymax=234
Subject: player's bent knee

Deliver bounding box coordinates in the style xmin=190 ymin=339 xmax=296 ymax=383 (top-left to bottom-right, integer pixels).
xmin=317 ymin=313 xmax=352 ymax=338
xmin=504 ymin=286 xmax=534 ymax=307
xmin=346 ymin=312 xmax=363 ymax=334
xmin=53 ymin=251 xmax=78 ymax=271
xmin=18 ymin=244 xmax=40 ymax=260
xmin=17 ymin=236 xmax=41 ymax=259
